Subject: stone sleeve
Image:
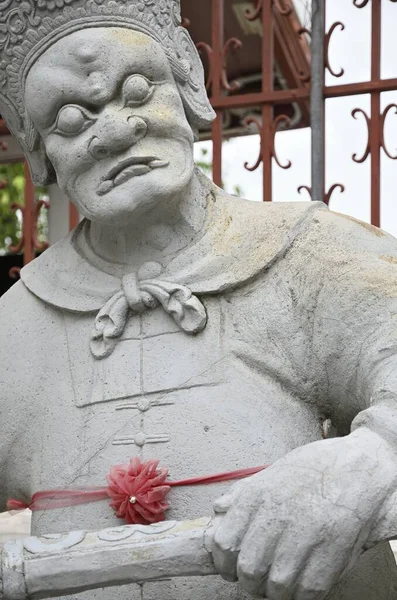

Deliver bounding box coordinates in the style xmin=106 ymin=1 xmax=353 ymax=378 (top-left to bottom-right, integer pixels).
xmin=288 ymin=208 xmax=397 ymax=436
xmin=0 ymin=281 xmax=52 ymax=512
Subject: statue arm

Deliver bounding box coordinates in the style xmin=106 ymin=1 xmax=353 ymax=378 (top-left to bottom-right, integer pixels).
xmin=292 ymin=208 xmax=397 ymax=546
xmin=212 ymin=210 xmax=397 ymax=599
xmin=305 ymin=210 xmax=397 ymax=546
xmin=0 ymin=281 xmax=36 ymax=513
xmin=0 ymin=295 xmax=17 ymax=513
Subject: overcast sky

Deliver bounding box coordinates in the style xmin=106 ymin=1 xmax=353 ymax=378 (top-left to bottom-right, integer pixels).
xmin=194 ymin=0 xmax=397 ymax=236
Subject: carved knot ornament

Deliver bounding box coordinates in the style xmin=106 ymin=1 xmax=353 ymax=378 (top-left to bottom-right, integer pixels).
xmin=0 ymin=0 xmax=214 ymax=184
xmin=90 ymin=272 xmax=208 ymax=360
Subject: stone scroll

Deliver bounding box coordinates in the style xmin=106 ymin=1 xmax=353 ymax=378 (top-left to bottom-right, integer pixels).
xmin=0 ymin=517 xmax=217 ymax=600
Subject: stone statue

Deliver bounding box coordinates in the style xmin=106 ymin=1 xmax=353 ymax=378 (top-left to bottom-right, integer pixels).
xmin=2 ymin=1 xmax=397 ymax=599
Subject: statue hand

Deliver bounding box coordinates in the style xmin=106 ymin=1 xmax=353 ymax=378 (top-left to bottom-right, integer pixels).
xmin=212 ymin=428 xmax=397 ymax=599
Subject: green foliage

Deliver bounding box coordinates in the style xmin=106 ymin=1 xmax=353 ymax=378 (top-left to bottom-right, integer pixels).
xmin=0 ymin=163 xmax=24 ymax=252
xmin=0 ymin=149 xmax=242 ymax=253
xmin=0 ymin=163 xmax=48 ymax=253
xmin=195 ymin=146 xmax=244 ymax=197
xmin=195 ymin=147 xmax=213 ymax=176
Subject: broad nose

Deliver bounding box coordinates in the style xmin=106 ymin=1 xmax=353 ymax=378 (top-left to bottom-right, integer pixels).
xmin=88 ymin=113 xmax=148 ymax=161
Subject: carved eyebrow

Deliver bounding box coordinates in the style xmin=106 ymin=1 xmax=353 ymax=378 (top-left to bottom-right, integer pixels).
xmin=34 ymin=70 xmax=170 ymax=132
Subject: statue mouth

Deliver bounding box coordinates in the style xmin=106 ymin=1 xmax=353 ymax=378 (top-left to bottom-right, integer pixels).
xmin=97 ymin=156 xmax=169 ymax=196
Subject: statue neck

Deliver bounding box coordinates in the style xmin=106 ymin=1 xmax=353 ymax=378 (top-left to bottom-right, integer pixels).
xmin=85 ymin=172 xmax=208 ymax=275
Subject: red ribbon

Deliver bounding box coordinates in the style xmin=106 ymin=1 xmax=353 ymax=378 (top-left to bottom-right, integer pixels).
xmin=7 ymin=458 xmax=269 ymax=525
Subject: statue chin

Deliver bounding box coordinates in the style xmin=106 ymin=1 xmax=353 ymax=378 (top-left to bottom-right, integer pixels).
xmin=66 ymin=160 xmax=195 ymax=227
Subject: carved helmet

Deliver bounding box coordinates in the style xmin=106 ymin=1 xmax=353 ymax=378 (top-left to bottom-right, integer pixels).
xmin=0 ymin=0 xmax=215 ymax=185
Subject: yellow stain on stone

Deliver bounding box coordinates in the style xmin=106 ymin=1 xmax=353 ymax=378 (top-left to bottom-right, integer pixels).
xmin=380 ymin=255 xmax=397 ymax=265
xmin=130 ymin=547 xmax=156 ymax=561
xmin=108 ymin=28 xmax=151 ymax=47
xmin=207 ymin=193 xmax=242 ymax=256
xmin=336 ymin=212 xmax=386 ymax=238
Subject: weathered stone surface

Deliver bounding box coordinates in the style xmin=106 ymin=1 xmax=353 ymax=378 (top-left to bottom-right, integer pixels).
xmin=1 ymin=2 xmax=397 ymax=599
xmin=1 ymin=518 xmax=216 ymax=600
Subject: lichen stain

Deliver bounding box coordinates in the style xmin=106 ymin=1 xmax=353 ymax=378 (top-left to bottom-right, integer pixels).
xmin=336 ymin=213 xmax=386 ymax=237
xmin=151 ymin=106 xmax=172 ymax=120
xmin=109 ymin=28 xmax=150 ymax=47
xmin=208 ymin=196 xmax=241 ymax=255
xmin=380 ymin=255 xmax=397 ymax=265
xmin=130 ymin=547 xmax=156 ymax=561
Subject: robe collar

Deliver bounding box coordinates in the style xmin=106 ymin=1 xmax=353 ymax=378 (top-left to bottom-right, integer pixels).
xmin=21 ymin=180 xmax=325 ymax=313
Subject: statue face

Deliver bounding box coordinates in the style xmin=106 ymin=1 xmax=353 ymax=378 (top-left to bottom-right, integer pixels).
xmin=25 ymin=28 xmax=195 ymax=226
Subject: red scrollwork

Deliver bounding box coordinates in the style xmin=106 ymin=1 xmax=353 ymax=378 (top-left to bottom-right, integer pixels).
xmin=8 ymin=199 xmax=50 ymax=254
xmin=196 ymin=42 xmax=213 ymax=91
xmin=297 ymin=185 xmax=312 ymax=200
xmin=245 ymin=0 xmax=292 ymax=21
xmin=9 ymin=266 xmax=21 ymax=279
xmin=245 ymin=0 xmax=263 ymax=21
xmin=352 ymin=108 xmax=371 ymax=163
xmin=243 ymin=116 xmax=263 ymax=172
xmin=8 ymin=202 xmax=24 ymax=254
xmin=197 ymin=37 xmax=242 ymax=94
xmin=380 ymin=104 xmax=397 ymax=160
xmin=272 ymin=115 xmax=292 ymax=169
xmin=221 ymin=38 xmax=243 ymax=93
xmin=274 ymin=0 xmax=293 ymax=16
xmin=294 ymin=29 xmax=311 ymax=83
xmin=298 ymin=184 xmax=345 ymax=206
xmin=243 ymin=114 xmax=292 ymax=172
xmin=298 ymin=27 xmax=311 ymax=38
xmin=325 ymin=22 xmax=345 ymax=78
xmin=325 ymin=183 xmax=345 ymax=206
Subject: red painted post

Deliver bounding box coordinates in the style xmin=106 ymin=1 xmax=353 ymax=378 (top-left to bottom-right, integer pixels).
xmin=23 ymin=161 xmax=35 ymax=265
xmin=211 ymin=0 xmax=224 ymax=187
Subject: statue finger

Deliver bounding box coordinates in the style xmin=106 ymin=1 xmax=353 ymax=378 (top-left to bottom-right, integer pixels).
xmin=263 ymin=530 xmax=320 ymax=600
xmin=292 ymin=542 xmax=348 ymax=600
xmin=213 ymin=479 xmax=248 ymax=514
xmin=235 ymin=515 xmax=281 ymax=597
xmin=212 ymin=496 xmax=259 ymax=581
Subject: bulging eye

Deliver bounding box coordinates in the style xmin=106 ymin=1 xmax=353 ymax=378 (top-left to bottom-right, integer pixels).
xmin=54 ymin=105 xmax=94 ymax=137
xmin=123 ymin=75 xmax=153 ymax=107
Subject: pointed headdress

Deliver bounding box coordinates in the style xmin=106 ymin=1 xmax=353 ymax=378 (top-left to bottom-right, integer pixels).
xmin=0 ymin=0 xmax=215 ymax=184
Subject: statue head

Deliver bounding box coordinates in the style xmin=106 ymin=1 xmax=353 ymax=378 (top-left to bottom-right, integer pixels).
xmin=0 ymin=0 xmax=215 ymax=224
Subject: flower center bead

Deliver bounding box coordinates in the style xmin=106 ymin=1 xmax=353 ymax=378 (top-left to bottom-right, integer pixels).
xmin=129 ymin=495 xmax=137 ymax=504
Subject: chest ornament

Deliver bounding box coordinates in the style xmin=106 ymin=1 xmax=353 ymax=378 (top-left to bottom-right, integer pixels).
xmin=90 ymin=270 xmax=208 ymax=360
xmin=7 ymin=458 xmax=269 ymax=525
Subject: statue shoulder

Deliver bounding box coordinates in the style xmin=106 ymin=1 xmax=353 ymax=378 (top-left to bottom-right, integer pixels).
xmin=0 ymin=280 xmax=59 ymax=361
xmin=217 ymin=189 xmax=326 ymax=239
xmin=295 ymin=208 xmax=397 ymax=263
xmin=0 ymin=280 xmax=45 ymax=332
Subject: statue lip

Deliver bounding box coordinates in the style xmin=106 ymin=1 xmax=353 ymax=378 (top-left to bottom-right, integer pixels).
xmin=104 ymin=156 xmax=159 ymax=182
xmin=97 ymin=156 xmax=170 ymax=196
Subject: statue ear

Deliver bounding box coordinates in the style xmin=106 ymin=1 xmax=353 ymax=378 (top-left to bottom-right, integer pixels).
xmin=172 ymin=28 xmax=216 ymax=129
xmin=22 ymin=117 xmax=57 ymax=186
xmin=0 ymin=98 xmax=56 ymax=186
xmin=24 ymin=141 xmax=57 ymax=187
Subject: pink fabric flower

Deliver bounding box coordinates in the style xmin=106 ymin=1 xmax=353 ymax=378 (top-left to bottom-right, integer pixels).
xmin=106 ymin=457 xmax=171 ymax=525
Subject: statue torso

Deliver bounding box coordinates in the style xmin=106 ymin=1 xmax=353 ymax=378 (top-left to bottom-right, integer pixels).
xmin=2 ymin=195 xmax=397 ymax=598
